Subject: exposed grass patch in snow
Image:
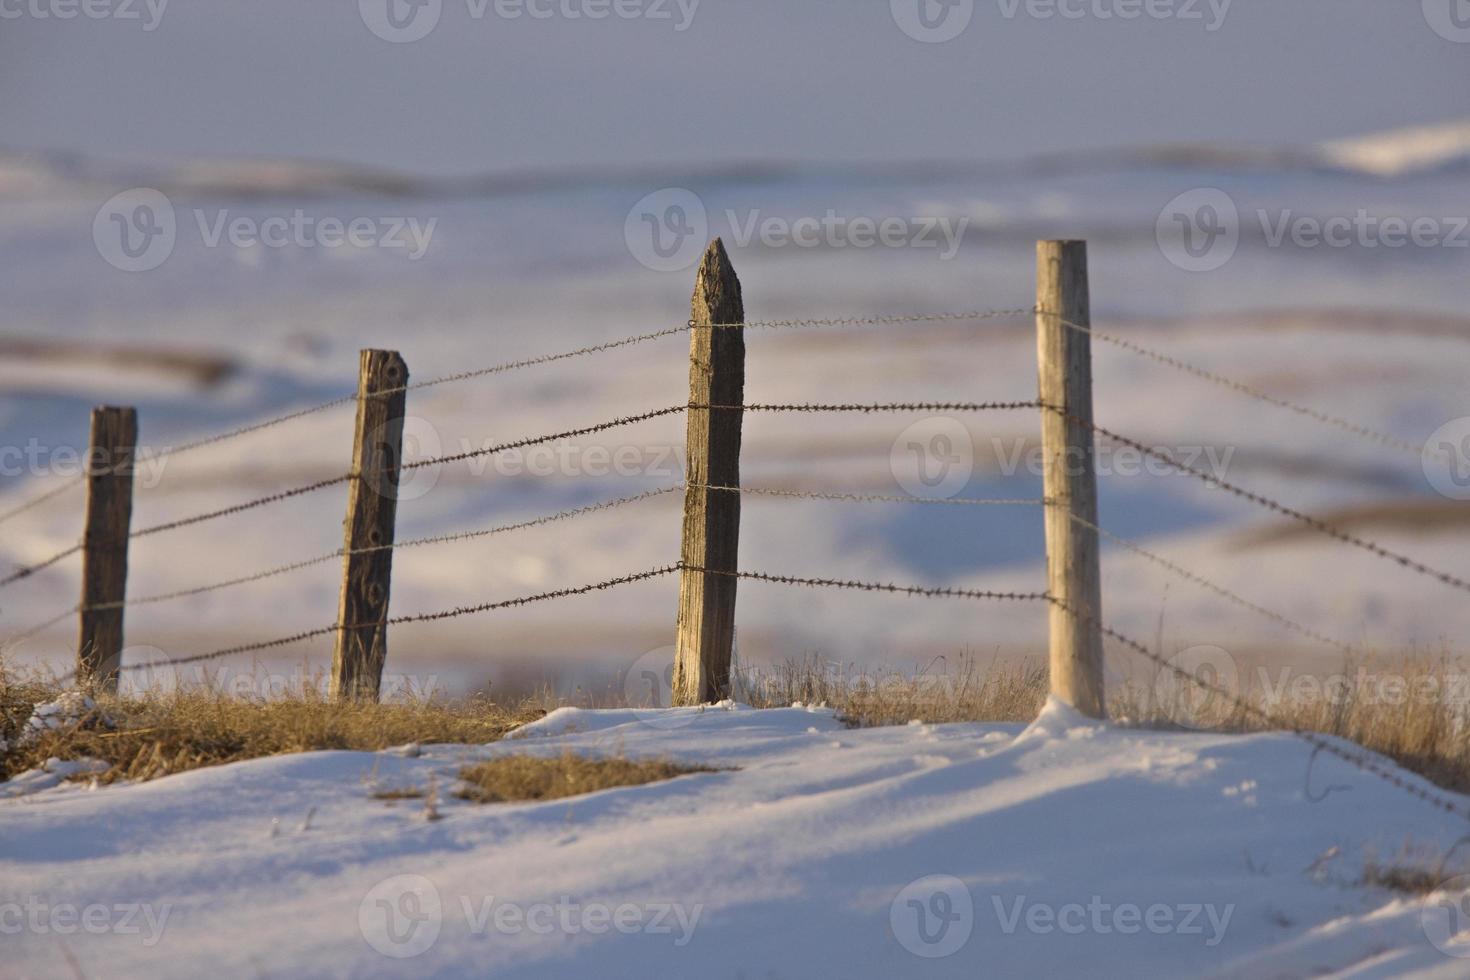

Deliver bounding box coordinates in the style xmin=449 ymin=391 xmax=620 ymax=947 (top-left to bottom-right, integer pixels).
xmin=456 ymin=750 xmax=722 ymax=804
xmin=0 ymin=670 xmax=543 ymax=784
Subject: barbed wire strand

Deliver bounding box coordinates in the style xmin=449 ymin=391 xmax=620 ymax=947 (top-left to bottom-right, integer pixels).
xmin=683 ymin=564 xmax=1048 ymax=603
xmin=401 ymin=406 xmax=688 ymax=472
xmin=1041 ymin=312 xmax=1434 ymax=459
xmin=138 ymin=309 xmax=1030 ymax=472
xmin=94 ymin=565 xmax=682 ymax=678
xmin=1054 ymin=408 xmax=1470 ymax=598
xmin=0 ymin=542 xmax=83 ymax=590
xmin=694 ymin=401 xmax=1041 ymax=414
xmin=1049 ymin=595 xmax=1470 ymax=822
xmin=0 ymin=475 xmax=86 ymax=529
xmin=695 ymin=484 xmax=1044 ymax=508
xmin=702 ymin=309 xmax=1032 ymax=330
xmin=130 ymin=472 xmax=357 ymax=540
xmin=86 ymin=486 xmax=684 ymax=612
xmin=1061 ymin=510 xmax=1359 ymax=658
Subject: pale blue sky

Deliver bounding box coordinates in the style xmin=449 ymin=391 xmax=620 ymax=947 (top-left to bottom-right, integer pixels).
xmin=0 ymin=1 xmax=1465 ymax=174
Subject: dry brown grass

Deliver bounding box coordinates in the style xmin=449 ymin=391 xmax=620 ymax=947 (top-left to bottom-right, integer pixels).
xmin=456 ymin=750 xmax=719 ymax=804
xmin=738 ymin=653 xmax=1470 ymax=794
xmin=0 ymin=673 xmax=544 ymax=784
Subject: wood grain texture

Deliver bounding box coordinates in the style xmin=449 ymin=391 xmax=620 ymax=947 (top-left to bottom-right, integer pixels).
xmin=1036 ymin=240 xmax=1106 ymax=718
xmin=77 ymin=406 xmax=136 ymax=692
xmin=330 ymin=350 xmax=408 ymax=702
xmin=674 ymin=239 xmax=745 ymax=705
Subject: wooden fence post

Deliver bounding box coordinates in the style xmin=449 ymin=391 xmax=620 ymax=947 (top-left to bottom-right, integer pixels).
xmin=77 ymin=406 xmax=137 ymax=693
xmin=673 ymin=239 xmax=745 ymax=705
xmin=330 ymin=349 xmax=408 ymax=702
xmin=1036 ymin=240 xmax=1106 ymax=718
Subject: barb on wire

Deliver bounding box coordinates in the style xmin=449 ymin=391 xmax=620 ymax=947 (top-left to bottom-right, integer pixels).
xmin=1061 ymin=510 xmax=1359 ymax=659
xmin=91 ymin=486 xmax=684 ymax=611
xmin=130 ymin=472 xmax=357 ymax=540
xmin=683 ymin=563 xmax=1048 ymax=603
xmin=0 ymin=475 xmax=86 ymax=528
xmin=694 ymin=484 xmax=1044 ymax=508
xmin=694 ymin=401 xmax=1041 ymax=414
xmin=401 ymin=406 xmax=687 ymax=472
xmin=1048 ymin=594 xmax=1470 ymax=823
xmin=0 ymin=542 xmax=83 ymax=590
xmin=1052 ymin=407 xmax=1470 ymax=598
xmin=1041 ymin=311 xmax=1433 ymax=459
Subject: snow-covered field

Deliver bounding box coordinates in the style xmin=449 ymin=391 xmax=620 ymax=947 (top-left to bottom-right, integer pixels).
xmin=5 ymin=701 xmax=1470 ymax=978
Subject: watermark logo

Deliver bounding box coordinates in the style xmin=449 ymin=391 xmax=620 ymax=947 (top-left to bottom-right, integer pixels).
xmin=1153 ymin=644 xmax=1238 ymax=730
xmin=891 ymin=417 xmax=975 ymax=499
xmin=891 ymin=875 xmax=974 ymax=957
xmin=891 ymin=0 xmax=974 ymax=43
xmin=361 ymin=415 xmax=444 ymax=503
xmin=94 ymin=188 xmax=176 ymax=272
xmin=990 ymin=894 xmax=1233 ymax=944
xmin=360 ymin=0 xmax=442 ymax=42
xmin=1423 ymin=0 xmax=1470 ymax=43
xmin=1424 ymin=418 xmax=1470 ymax=501
xmin=1422 ymin=875 xmax=1470 ymax=957
xmin=1156 ymin=188 xmax=1238 ymax=273
xmin=623 ymin=645 xmax=698 ymax=729
xmin=359 ymin=874 xmax=443 ymax=959
xmin=626 ymin=188 xmax=708 ymax=273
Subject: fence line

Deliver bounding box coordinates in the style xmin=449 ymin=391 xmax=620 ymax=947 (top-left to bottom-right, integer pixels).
xmin=1050 ymin=596 xmax=1470 ymax=823
xmin=1044 ymin=312 xmax=1433 ymax=460
xmin=1056 ymin=409 xmax=1470 ymax=597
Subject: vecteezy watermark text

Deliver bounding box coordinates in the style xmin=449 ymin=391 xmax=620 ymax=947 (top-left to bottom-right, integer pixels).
xmin=359 ymin=0 xmax=699 ymax=43
xmin=0 ymin=0 xmax=167 ymax=29
xmin=889 ymin=875 xmax=1233 ymax=958
xmin=358 ymin=875 xmax=702 ymax=959
xmin=0 ymin=898 xmax=172 ymax=947
xmin=890 ymin=0 xmax=1231 ymax=43
xmin=1157 ymin=188 xmax=1470 ymax=272
xmin=93 ymin=188 xmax=437 ymax=272
xmin=625 ymin=188 xmax=970 ymax=272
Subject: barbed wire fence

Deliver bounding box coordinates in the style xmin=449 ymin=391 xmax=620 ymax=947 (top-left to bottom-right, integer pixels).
xmin=0 ymin=240 xmax=1465 ymax=824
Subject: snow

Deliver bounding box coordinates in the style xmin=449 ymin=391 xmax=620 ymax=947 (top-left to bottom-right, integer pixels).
xmin=4 ymin=702 xmax=1470 ymax=978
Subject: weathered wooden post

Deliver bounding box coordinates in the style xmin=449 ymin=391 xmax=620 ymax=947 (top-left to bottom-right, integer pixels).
xmin=77 ymin=406 xmax=137 ymax=692
xmin=330 ymin=350 xmax=408 ymax=702
xmin=1036 ymin=240 xmax=1106 ymax=718
xmin=673 ymin=239 xmax=745 ymax=705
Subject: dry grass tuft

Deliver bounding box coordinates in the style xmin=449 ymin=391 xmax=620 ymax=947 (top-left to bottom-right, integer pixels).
xmin=1 ymin=671 xmax=544 ymax=784
xmin=457 ymin=750 xmax=719 ymax=804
